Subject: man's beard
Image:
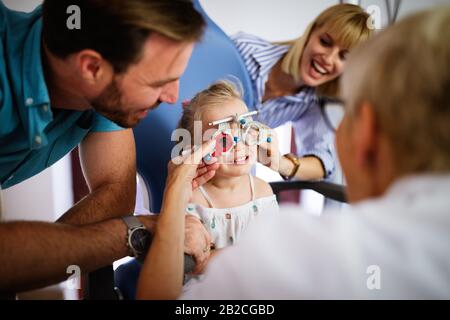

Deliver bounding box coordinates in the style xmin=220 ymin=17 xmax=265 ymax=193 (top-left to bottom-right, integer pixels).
xmin=91 ymin=79 xmax=138 ymax=128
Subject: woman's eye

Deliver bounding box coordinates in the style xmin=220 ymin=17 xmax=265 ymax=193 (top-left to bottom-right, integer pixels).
xmin=339 ymin=51 xmax=349 ymax=61
xmin=320 ymin=37 xmax=332 ymax=47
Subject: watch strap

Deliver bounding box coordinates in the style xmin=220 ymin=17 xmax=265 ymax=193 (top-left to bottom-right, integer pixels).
xmin=281 ymin=153 xmax=301 ymax=181
xmin=122 ymin=216 xmax=146 ymax=258
xmin=122 ymin=216 xmax=144 ymax=230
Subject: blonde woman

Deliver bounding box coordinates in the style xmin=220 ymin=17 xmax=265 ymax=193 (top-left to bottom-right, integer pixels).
xmin=232 ymin=4 xmax=373 ymax=181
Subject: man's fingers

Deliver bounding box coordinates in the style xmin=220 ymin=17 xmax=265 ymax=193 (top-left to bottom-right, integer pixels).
xmin=192 ymin=258 xmax=208 ymax=275
xmin=192 ymin=170 xmax=216 ymax=189
xmin=191 ymin=251 xmax=209 ymax=274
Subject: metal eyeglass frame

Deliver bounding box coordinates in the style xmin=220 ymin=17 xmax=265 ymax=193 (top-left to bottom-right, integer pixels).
xmin=208 ymin=111 xmax=272 ymax=156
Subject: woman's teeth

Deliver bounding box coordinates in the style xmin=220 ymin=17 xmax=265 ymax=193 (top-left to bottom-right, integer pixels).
xmin=312 ymin=60 xmax=328 ymax=75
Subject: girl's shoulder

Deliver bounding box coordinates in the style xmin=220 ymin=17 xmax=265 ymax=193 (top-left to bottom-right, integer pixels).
xmin=252 ymin=176 xmax=274 ymax=198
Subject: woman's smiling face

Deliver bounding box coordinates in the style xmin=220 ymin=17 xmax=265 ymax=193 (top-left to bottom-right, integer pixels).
xmin=299 ymin=26 xmax=349 ymax=87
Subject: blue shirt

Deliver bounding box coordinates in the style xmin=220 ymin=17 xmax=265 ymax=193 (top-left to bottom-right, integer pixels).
xmin=0 ymin=4 xmax=123 ymax=188
xmin=231 ymin=32 xmax=335 ymax=177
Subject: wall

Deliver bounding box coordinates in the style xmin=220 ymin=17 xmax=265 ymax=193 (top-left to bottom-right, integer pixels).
xmin=1 ymin=157 xmax=73 ymax=222
xmin=201 ymin=0 xmax=450 ymax=40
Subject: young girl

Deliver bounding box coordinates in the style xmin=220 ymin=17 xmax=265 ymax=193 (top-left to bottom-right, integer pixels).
xmin=178 ymin=80 xmax=279 ymax=256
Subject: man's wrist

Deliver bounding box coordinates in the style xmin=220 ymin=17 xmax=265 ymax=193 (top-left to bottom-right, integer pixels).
xmin=122 ymin=216 xmax=152 ymax=261
xmin=137 ymin=215 xmax=158 ymax=232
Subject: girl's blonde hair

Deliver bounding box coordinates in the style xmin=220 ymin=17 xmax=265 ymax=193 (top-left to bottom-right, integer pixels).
xmin=280 ymin=4 xmax=373 ymax=97
xmin=178 ymin=80 xmax=246 ymax=136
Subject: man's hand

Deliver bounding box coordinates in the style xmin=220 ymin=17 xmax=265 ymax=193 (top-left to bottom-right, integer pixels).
xmin=184 ymin=216 xmax=211 ymax=274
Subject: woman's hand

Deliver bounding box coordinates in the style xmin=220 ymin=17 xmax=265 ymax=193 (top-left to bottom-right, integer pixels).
xmin=165 ymin=139 xmax=219 ymax=203
xmin=136 ymin=139 xmax=219 ymax=300
xmin=257 ymin=129 xmax=281 ymax=172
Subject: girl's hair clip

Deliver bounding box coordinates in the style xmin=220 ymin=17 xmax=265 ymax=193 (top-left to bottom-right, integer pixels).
xmin=182 ymin=99 xmax=191 ymax=108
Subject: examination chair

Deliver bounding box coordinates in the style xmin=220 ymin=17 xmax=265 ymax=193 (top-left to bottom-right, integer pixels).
xmin=88 ymin=0 xmax=346 ymax=299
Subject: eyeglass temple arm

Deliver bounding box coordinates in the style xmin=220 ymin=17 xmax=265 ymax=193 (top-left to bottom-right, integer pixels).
xmin=208 ymin=111 xmax=258 ymax=126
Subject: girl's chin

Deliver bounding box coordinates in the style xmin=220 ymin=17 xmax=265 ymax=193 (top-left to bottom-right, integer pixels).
xmin=217 ymin=162 xmax=253 ymax=176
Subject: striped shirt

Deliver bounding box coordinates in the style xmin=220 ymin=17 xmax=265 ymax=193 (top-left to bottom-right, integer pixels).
xmin=231 ymin=32 xmax=335 ymax=177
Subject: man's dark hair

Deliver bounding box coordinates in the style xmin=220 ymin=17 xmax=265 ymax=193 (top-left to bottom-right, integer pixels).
xmin=42 ymin=0 xmax=205 ymax=73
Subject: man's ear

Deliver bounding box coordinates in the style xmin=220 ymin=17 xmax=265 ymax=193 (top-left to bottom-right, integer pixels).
xmin=75 ymin=50 xmax=112 ymax=84
xmin=353 ymin=101 xmax=378 ymax=170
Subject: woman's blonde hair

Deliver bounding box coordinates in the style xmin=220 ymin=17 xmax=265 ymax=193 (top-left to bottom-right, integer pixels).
xmin=178 ymin=80 xmax=246 ymax=136
xmin=280 ymin=4 xmax=373 ymax=97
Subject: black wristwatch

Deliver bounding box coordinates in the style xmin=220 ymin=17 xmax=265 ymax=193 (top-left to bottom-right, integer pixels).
xmin=122 ymin=216 xmax=152 ymax=263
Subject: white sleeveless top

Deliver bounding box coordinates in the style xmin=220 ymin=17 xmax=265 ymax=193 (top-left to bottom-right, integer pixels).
xmin=186 ymin=175 xmax=279 ymax=249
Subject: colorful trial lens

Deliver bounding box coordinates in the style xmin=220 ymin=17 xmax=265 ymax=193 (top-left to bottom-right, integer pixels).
xmin=212 ymin=130 xmax=234 ymax=157
xmin=208 ymin=111 xmax=270 ymax=157
xmin=242 ymin=122 xmax=267 ymax=146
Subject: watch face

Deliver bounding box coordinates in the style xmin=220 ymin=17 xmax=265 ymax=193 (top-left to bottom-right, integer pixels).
xmin=130 ymin=228 xmax=151 ymax=254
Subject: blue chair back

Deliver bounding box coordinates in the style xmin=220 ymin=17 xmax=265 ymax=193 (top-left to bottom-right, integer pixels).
xmin=116 ymin=0 xmax=254 ymax=299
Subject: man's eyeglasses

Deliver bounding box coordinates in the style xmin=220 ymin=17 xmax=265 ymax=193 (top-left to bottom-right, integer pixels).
xmin=318 ymin=96 xmax=346 ymax=132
